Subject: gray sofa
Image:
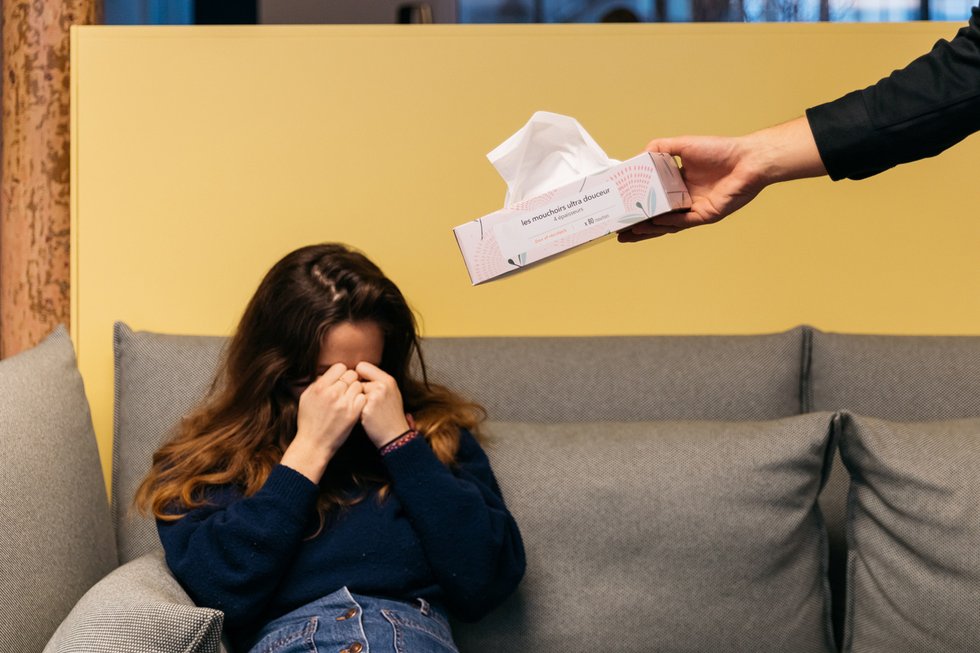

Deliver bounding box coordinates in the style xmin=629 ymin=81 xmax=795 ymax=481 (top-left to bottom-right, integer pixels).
xmin=2 ymin=323 xmax=978 ymax=653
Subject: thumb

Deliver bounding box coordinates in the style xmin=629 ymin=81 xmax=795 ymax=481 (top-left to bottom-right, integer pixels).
xmin=645 ymin=136 xmax=689 ymax=157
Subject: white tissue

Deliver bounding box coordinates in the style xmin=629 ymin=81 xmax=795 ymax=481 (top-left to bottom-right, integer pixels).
xmin=488 ymin=111 xmax=620 ymax=206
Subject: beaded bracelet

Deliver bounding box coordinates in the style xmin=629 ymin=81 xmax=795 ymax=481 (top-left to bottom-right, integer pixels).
xmin=379 ymin=428 xmax=419 ymax=456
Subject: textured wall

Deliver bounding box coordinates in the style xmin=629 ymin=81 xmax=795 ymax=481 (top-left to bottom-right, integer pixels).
xmin=1 ymin=0 xmax=100 ymax=358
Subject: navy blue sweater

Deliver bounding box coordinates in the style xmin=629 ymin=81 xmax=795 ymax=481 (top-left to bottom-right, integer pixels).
xmin=157 ymin=429 xmax=525 ymax=650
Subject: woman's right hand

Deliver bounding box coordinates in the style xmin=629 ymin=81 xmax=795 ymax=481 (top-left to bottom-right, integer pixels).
xmin=281 ymin=363 xmax=366 ymax=483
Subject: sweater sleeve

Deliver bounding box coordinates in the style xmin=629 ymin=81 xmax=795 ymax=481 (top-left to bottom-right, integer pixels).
xmin=156 ymin=464 xmax=320 ymax=630
xmin=380 ymin=429 xmax=526 ymax=622
xmin=805 ymin=5 xmax=980 ymax=180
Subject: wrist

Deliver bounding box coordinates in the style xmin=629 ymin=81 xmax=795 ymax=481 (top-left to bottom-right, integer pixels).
xmin=378 ymin=428 xmax=419 ymax=456
xmin=746 ymin=116 xmax=826 ymax=185
xmin=281 ymin=434 xmax=335 ymax=483
xmin=371 ymin=417 xmax=412 ymax=449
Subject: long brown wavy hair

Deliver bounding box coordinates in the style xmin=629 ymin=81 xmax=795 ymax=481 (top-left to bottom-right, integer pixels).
xmin=135 ymin=243 xmax=484 ymax=527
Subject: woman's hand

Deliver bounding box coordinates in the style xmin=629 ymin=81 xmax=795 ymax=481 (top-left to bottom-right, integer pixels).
xmin=356 ymin=361 xmax=411 ymax=449
xmin=282 ymin=363 xmax=366 ymax=483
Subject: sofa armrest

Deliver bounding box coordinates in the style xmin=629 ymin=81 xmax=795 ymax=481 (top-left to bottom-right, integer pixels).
xmin=43 ymin=550 xmax=226 ymax=653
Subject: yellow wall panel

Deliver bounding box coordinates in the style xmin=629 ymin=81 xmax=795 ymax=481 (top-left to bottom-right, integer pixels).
xmin=72 ymin=24 xmax=980 ymax=489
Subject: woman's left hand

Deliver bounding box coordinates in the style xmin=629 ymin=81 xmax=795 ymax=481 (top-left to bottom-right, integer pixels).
xmin=356 ymin=361 xmax=411 ymax=449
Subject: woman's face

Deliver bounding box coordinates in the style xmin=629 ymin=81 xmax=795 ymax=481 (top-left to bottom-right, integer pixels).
xmin=316 ymin=320 xmax=384 ymax=379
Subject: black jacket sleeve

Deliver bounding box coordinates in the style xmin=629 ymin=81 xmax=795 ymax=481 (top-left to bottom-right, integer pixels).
xmin=806 ymin=5 xmax=980 ymax=180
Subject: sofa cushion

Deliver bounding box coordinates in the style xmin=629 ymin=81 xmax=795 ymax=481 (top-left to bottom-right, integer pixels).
xmin=0 ymin=326 xmax=117 ymax=653
xmin=421 ymin=327 xmax=808 ymax=422
xmin=43 ymin=550 xmax=225 ymax=653
xmin=452 ymin=413 xmax=838 ymax=653
xmin=838 ymin=413 xmax=980 ymax=653
xmin=809 ymin=331 xmax=980 ymax=419
xmin=113 ymin=323 xmax=809 ymax=563
xmin=113 ymin=323 xmax=227 ymax=563
xmin=808 ymin=330 xmax=980 ymax=646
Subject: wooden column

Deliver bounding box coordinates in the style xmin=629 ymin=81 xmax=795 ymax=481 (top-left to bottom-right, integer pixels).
xmin=1 ymin=0 xmax=100 ymax=358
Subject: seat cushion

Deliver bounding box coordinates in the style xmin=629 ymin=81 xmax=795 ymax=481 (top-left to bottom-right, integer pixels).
xmin=0 ymin=326 xmax=117 ymax=653
xmin=838 ymin=413 xmax=980 ymax=653
xmin=453 ymin=413 xmax=839 ymax=653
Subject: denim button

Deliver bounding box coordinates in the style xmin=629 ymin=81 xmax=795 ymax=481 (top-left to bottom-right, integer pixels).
xmin=350 ymin=643 xmax=364 ymax=653
xmin=336 ymin=608 xmax=358 ymax=621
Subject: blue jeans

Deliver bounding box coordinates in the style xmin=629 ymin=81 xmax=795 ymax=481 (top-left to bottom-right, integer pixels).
xmin=247 ymin=587 xmax=460 ymax=653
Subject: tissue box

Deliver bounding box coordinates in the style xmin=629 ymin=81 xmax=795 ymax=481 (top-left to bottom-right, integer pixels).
xmin=453 ymin=151 xmax=691 ymax=284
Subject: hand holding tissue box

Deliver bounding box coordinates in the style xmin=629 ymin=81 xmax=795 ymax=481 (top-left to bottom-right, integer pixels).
xmin=453 ymin=112 xmax=691 ymax=284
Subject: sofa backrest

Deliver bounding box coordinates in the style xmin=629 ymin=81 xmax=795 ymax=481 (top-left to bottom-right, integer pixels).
xmin=112 ymin=323 xmax=808 ymax=563
xmin=418 ymin=329 xmax=808 ymax=422
xmin=1 ymin=327 xmax=118 ymax=653
xmin=809 ymin=331 xmax=980 ymax=419
xmin=112 ymin=324 xmax=228 ymax=564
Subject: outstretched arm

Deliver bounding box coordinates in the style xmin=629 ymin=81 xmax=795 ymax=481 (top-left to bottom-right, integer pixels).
xmin=622 ymin=5 xmax=980 ymax=242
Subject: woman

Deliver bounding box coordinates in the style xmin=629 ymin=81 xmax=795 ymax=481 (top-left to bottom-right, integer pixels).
xmin=135 ymin=243 xmax=525 ymax=653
